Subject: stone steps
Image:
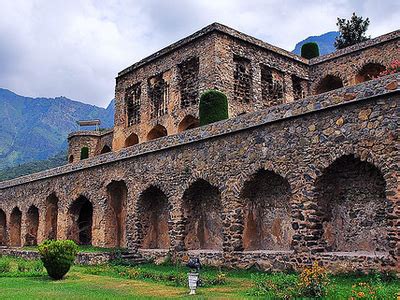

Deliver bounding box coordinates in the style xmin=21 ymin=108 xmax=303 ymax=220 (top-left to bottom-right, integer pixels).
xmin=119 ymin=251 xmax=147 ymax=264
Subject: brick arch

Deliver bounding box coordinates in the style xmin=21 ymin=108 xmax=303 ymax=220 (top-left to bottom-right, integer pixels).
xmin=313 ymin=154 xmax=390 ymax=253
xmin=44 ymin=193 xmax=58 ymax=240
xmin=240 ymin=168 xmax=293 ymax=251
xmin=10 ymin=207 xmax=22 ymax=247
xmin=179 ymin=172 xmax=224 ymax=200
xmin=314 ymin=74 xmax=344 ymax=94
xmin=25 ymin=205 xmax=39 ymax=246
xmin=178 ymin=115 xmax=200 ymax=132
xmin=68 ymin=195 xmax=93 ymax=245
xmin=135 ymin=184 xmax=170 ymax=249
xmin=354 ymin=61 xmax=386 ymax=84
xmin=181 ymin=178 xmax=223 ymax=250
xmin=125 ymin=132 xmax=139 ymax=147
xmin=147 ymin=124 xmax=167 ymax=141
xmin=0 ymin=209 xmax=7 ymax=246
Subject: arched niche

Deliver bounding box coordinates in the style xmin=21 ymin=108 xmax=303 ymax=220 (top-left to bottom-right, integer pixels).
xmin=355 ymin=63 xmax=386 ymax=84
xmin=147 ymin=125 xmax=167 ymax=141
xmin=10 ymin=207 xmax=22 ymax=247
xmin=0 ymin=209 xmax=7 ymax=246
xmin=69 ymin=196 xmax=93 ymax=245
xmin=315 ymin=75 xmax=344 ymax=94
xmin=105 ymin=181 xmax=127 ymax=248
xmin=45 ymin=194 xmax=58 ymax=240
xmin=241 ymin=169 xmax=293 ymax=251
xmin=182 ymin=179 xmax=223 ymax=250
xmin=137 ymin=186 xmax=170 ymax=249
xmin=25 ymin=205 xmax=39 ymax=246
xmin=124 ymin=132 xmax=139 ymax=148
xmin=315 ymin=155 xmax=388 ymax=253
xmin=178 ymin=115 xmax=200 ymax=132
xmin=100 ymin=145 xmax=112 ymax=154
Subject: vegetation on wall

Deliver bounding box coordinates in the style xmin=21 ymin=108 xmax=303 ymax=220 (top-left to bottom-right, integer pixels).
xmin=301 ymin=42 xmax=320 ymax=59
xmin=199 ymin=90 xmax=229 ymax=126
xmin=335 ymin=13 xmax=370 ymax=49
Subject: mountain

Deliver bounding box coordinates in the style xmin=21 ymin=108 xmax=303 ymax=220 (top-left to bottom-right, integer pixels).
xmin=0 ymin=88 xmax=114 ymax=169
xmin=292 ymin=31 xmax=339 ymax=56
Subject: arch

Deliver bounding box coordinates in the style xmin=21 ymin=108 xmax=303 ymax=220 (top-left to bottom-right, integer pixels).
xmin=100 ymin=145 xmax=112 ymax=154
xmin=25 ymin=205 xmax=39 ymax=246
xmin=69 ymin=196 xmax=93 ymax=245
xmin=241 ymin=169 xmax=293 ymax=251
xmin=105 ymin=181 xmax=127 ymax=248
xmin=315 ymin=75 xmax=344 ymax=94
xmin=80 ymin=147 xmax=89 ymax=160
xmin=0 ymin=209 xmax=6 ymax=246
xmin=146 ymin=124 xmax=167 ymax=141
xmin=315 ymin=155 xmax=388 ymax=252
xmin=10 ymin=207 xmax=22 ymax=247
xmin=68 ymin=155 xmax=74 ymax=163
xmin=137 ymin=186 xmax=170 ymax=249
xmin=124 ymin=132 xmax=139 ymax=148
xmin=44 ymin=194 xmax=58 ymax=240
xmin=355 ymin=63 xmax=386 ymax=84
xmin=182 ymin=179 xmax=223 ymax=250
xmin=178 ymin=115 xmax=200 ymax=132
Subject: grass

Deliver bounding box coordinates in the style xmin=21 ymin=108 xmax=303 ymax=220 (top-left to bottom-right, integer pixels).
xmin=0 ymin=256 xmax=399 ymax=299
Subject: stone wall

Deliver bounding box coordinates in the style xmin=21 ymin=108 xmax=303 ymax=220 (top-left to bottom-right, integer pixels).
xmin=0 ymin=74 xmax=398 ymax=272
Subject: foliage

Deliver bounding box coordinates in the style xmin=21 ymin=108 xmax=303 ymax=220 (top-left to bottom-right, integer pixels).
xmin=379 ymin=59 xmax=400 ymax=77
xmin=248 ymin=272 xmax=298 ymax=298
xmin=199 ymin=90 xmax=229 ymax=126
xmin=0 ymin=256 xmax=44 ymax=277
xmin=0 ymin=152 xmax=67 ymax=182
xmin=38 ymin=240 xmax=78 ymax=280
xmin=301 ymin=42 xmax=320 ymax=59
xmin=298 ymin=261 xmax=330 ymax=297
xmin=335 ymin=13 xmax=370 ymax=49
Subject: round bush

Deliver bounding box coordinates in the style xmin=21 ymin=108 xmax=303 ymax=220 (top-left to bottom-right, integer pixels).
xmin=301 ymin=42 xmax=320 ymax=59
xmin=38 ymin=240 xmax=78 ymax=280
xmin=199 ymin=90 xmax=229 ymax=126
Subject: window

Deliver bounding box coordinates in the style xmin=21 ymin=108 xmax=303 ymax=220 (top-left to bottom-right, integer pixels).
xmin=125 ymin=83 xmax=141 ymax=126
xmin=233 ymin=56 xmax=252 ymax=103
xmin=80 ymin=147 xmax=89 ymax=160
xmin=179 ymin=57 xmax=200 ymax=108
xmin=261 ymin=65 xmax=284 ymax=106
xmin=148 ymin=74 xmax=169 ymax=118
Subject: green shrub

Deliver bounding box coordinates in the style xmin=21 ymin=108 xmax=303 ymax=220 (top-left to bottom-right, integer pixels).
xmin=0 ymin=258 xmax=11 ymax=273
xmin=301 ymin=42 xmax=320 ymax=59
xmin=38 ymin=240 xmax=78 ymax=280
xmin=199 ymin=90 xmax=228 ymax=126
xmin=248 ymin=273 xmax=298 ymax=298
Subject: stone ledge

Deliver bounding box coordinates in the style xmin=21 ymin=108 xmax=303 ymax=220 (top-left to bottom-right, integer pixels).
xmin=310 ymin=29 xmax=400 ymax=65
xmin=68 ymin=129 xmax=114 ymax=139
xmin=1 ymin=73 xmax=399 ymax=190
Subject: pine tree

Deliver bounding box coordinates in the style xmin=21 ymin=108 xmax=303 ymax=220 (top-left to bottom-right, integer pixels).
xmin=335 ymin=13 xmax=370 ymax=50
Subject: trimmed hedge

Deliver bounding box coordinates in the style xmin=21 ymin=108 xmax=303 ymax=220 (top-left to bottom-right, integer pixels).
xmin=301 ymin=42 xmax=320 ymax=59
xmin=38 ymin=240 xmax=78 ymax=280
xmin=199 ymin=90 xmax=229 ymax=126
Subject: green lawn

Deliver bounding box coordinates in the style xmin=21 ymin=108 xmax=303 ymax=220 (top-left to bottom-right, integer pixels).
xmin=22 ymin=245 xmax=124 ymax=253
xmin=0 ymin=257 xmax=399 ymax=299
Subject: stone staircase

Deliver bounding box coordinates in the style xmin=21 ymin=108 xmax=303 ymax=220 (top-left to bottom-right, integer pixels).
xmin=118 ymin=251 xmax=147 ymax=264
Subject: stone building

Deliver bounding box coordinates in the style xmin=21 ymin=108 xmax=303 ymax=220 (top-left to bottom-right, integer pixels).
xmin=1 ymin=23 xmax=399 ymax=272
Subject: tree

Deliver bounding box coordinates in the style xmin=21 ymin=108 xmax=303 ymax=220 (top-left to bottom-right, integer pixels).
xmin=334 ymin=13 xmax=370 ymax=50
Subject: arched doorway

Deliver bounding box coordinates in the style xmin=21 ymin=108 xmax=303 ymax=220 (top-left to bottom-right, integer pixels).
xmin=45 ymin=194 xmax=58 ymax=240
xmin=25 ymin=205 xmax=39 ymax=246
xmin=105 ymin=181 xmax=127 ymax=248
xmin=100 ymin=145 xmax=112 ymax=154
xmin=241 ymin=169 xmax=293 ymax=251
xmin=178 ymin=115 xmax=200 ymax=132
xmin=182 ymin=179 xmax=223 ymax=250
xmin=69 ymin=155 xmax=74 ymax=163
xmin=147 ymin=125 xmax=167 ymax=141
xmin=80 ymin=147 xmax=89 ymax=160
xmin=355 ymin=63 xmax=386 ymax=84
xmin=10 ymin=207 xmax=22 ymax=247
xmin=315 ymin=155 xmax=388 ymax=252
xmin=69 ymin=196 xmax=93 ymax=245
xmin=0 ymin=209 xmax=6 ymax=246
xmin=315 ymin=75 xmax=343 ymax=94
xmin=137 ymin=186 xmax=170 ymax=249
xmin=124 ymin=132 xmax=139 ymax=147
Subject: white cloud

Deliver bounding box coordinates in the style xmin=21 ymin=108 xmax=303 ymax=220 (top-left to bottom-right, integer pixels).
xmin=0 ymin=0 xmax=398 ymax=107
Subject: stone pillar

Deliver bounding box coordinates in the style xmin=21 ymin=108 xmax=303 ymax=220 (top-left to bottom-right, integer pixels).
xmin=168 ymin=194 xmax=186 ymax=257
xmin=386 ymin=181 xmax=400 ymax=268
xmin=284 ymin=73 xmax=294 ymax=103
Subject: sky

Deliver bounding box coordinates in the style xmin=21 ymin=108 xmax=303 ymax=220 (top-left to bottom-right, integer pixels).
xmin=0 ymin=0 xmax=398 ymax=107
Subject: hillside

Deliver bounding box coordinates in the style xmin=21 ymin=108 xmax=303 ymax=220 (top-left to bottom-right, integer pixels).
xmin=0 ymin=88 xmax=114 ymax=169
xmin=292 ymin=31 xmax=339 ymax=56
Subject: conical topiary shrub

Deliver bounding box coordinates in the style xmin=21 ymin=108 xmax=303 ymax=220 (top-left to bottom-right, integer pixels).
xmin=301 ymin=42 xmax=320 ymax=59
xmin=199 ymin=90 xmax=229 ymax=126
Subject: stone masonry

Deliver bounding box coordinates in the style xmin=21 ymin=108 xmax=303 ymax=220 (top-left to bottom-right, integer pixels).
xmin=0 ymin=23 xmax=399 ymax=273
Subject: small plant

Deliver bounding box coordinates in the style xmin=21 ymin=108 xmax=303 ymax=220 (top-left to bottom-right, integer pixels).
xmin=199 ymin=90 xmax=229 ymax=126
xmin=248 ymin=273 xmax=298 ymax=298
xmin=38 ymin=240 xmax=78 ymax=280
xmin=298 ymin=261 xmax=330 ymax=298
xmin=0 ymin=257 xmax=11 ymax=273
xmin=350 ymin=282 xmax=378 ymax=299
xmin=301 ymin=42 xmax=320 ymax=59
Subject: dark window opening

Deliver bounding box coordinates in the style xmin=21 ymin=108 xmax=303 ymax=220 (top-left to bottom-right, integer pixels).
xmin=148 ymin=74 xmax=169 ymax=118
xmin=179 ymin=57 xmax=200 ymax=108
xmin=261 ymin=65 xmax=284 ymax=106
xmin=125 ymin=83 xmax=141 ymax=126
xmin=80 ymin=147 xmax=89 ymax=160
xmin=234 ymin=56 xmax=252 ymax=103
